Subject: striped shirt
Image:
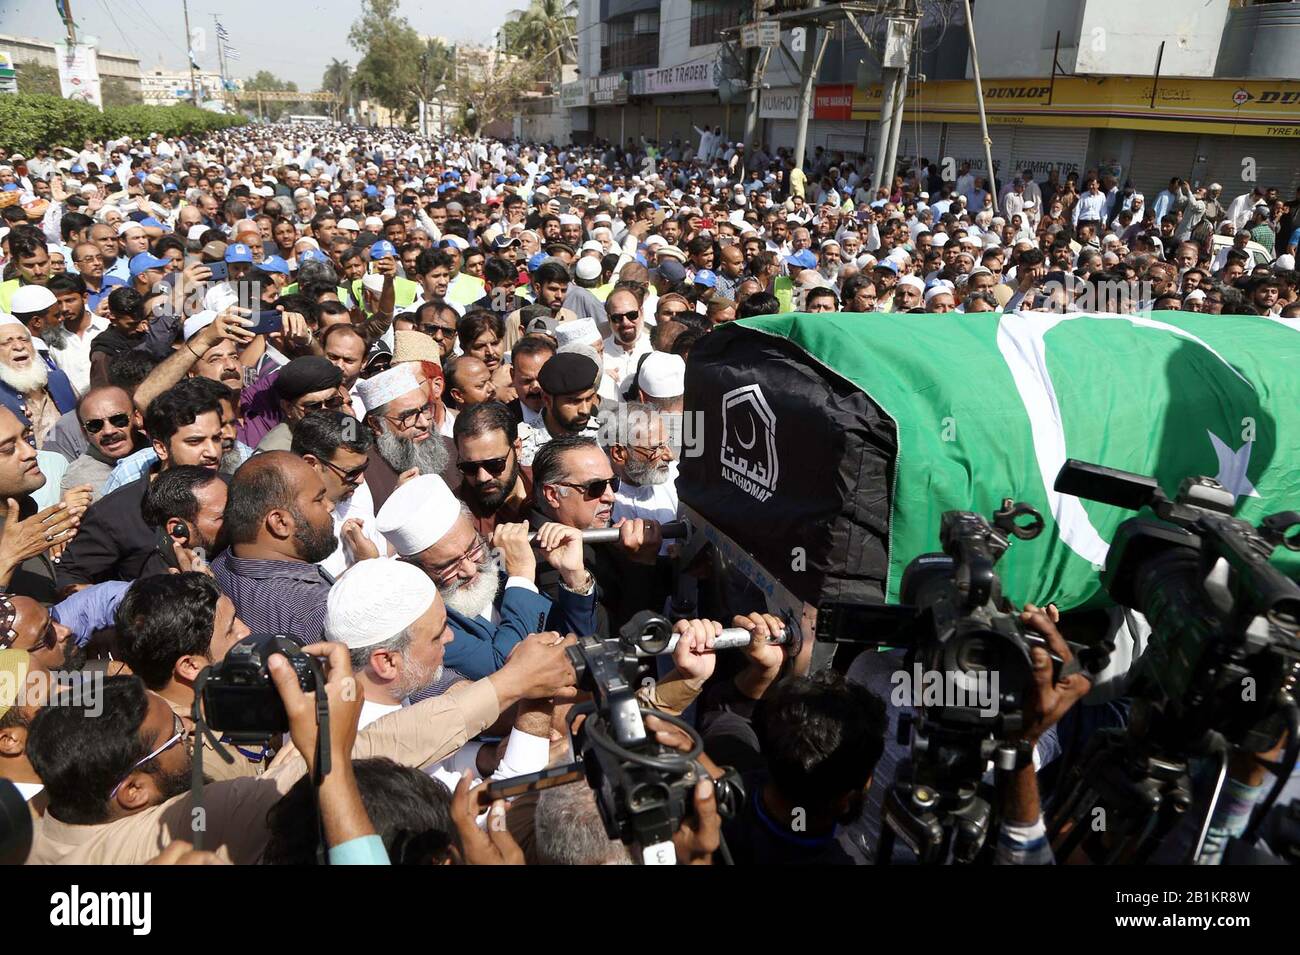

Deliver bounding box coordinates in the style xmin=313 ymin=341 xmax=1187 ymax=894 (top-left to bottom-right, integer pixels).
xmin=211 ymin=551 xmax=334 ymax=644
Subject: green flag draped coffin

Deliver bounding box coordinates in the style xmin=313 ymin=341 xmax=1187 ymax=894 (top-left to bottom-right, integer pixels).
xmin=676 ymin=310 xmax=1300 ymax=613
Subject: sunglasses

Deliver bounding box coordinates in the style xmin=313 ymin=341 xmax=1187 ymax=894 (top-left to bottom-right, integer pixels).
xmin=319 ymin=456 xmax=367 ymax=486
xmin=420 ymin=324 xmax=457 ymax=339
xmin=610 ymin=310 xmax=640 ymax=324
xmin=553 ymin=476 xmax=620 ymax=500
xmin=300 ymin=393 xmax=347 ymax=413
xmin=362 ymin=357 xmax=393 ymax=378
xmin=83 ymin=412 xmax=131 ymax=434
xmin=456 ymin=453 xmax=511 ymax=478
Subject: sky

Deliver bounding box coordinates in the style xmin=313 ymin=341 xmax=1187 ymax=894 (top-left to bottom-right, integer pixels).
xmin=0 ymin=0 xmax=523 ymax=89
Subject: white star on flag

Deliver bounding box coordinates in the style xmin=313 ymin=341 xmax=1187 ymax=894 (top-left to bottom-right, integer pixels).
xmin=1208 ymin=431 xmax=1260 ymax=501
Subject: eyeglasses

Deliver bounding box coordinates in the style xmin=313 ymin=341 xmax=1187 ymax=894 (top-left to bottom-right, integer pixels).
xmin=610 ymin=310 xmax=640 ymax=324
xmin=109 ymin=710 xmax=190 ymax=800
xmin=83 ymin=412 xmax=131 ymax=434
xmin=552 ymin=476 xmax=620 ymax=500
xmin=300 ymin=393 xmax=347 ymax=413
xmin=74 ymin=254 xmax=103 ymax=264
xmin=319 ymin=456 xmax=367 ymax=486
xmin=456 ymin=453 xmax=511 ymax=478
xmin=362 ymin=357 xmax=393 ymax=378
xmin=426 ymin=534 xmax=488 ymax=583
xmin=630 ymin=444 xmax=672 ymax=460
xmin=420 ymin=324 xmax=457 ymax=339
xmin=384 ymin=404 xmax=433 ymax=429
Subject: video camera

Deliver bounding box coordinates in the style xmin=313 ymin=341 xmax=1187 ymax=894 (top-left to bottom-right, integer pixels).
xmin=817 ymin=499 xmax=1110 ymax=863
xmin=1055 ymin=459 xmax=1300 ymax=752
xmin=565 ymin=610 xmax=745 ymax=864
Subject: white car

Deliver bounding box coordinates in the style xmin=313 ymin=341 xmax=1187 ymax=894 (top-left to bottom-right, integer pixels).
xmin=1210 ymin=234 xmax=1274 ymax=267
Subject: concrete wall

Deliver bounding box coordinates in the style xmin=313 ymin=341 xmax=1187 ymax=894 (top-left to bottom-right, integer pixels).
xmin=1074 ymin=0 xmax=1229 ymax=77
xmin=967 ymin=0 xmax=1085 ymax=78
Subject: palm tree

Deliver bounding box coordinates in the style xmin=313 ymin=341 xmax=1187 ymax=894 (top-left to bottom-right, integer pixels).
xmin=503 ymin=0 xmax=576 ymax=83
xmin=321 ymin=58 xmax=353 ymax=121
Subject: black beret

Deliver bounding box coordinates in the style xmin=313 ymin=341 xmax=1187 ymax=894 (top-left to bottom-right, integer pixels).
xmin=273 ymin=356 xmax=343 ymax=401
xmin=537 ymin=351 xmax=600 ymax=396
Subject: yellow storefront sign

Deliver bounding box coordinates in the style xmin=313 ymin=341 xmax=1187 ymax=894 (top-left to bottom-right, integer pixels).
xmin=851 ymin=76 xmax=1300 ymax=137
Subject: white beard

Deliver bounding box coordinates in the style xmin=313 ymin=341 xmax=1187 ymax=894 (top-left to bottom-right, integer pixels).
xmin=0 ymin=358 xmax=49 ymax=395
xmin=376 ymin=428 xmax=448 ymax=476
xmin=439 ymin=563 xmax=501 ymax=619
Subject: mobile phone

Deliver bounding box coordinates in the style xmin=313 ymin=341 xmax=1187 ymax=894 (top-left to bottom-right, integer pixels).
xmin=484 ymin=762 xmax=585 ymax=800
xmin=206 ymin=261 xmax=229 ymax=282
xmin=247 ymin=310 xmax=283 ymax=335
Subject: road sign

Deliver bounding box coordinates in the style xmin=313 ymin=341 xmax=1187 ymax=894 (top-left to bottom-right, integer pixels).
xmin=742 ymin=19 xmax=779 ymax=49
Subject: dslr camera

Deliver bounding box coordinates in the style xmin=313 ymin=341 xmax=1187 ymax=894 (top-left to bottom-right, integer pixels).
xmin=199 ymin=635 xmax=319 ymax=742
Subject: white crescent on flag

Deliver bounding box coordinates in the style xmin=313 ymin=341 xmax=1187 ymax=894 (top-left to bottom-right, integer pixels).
xmin=995 ymin=310 xmax=1254 ymax=567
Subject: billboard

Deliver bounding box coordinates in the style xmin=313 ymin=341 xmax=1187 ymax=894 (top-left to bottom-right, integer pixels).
xmin=57 ymin=43 xmax=102 ymax=109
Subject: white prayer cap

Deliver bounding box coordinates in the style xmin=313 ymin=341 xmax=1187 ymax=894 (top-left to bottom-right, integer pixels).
xmin=1184 ymin=289 xmax=1206 ymax=303
xmin=1276 ymin=253 xmax=1295 ymax=270
xmin=924 ymin=283 xmax=954 ymax=304
xmin=356 ymin=363 xmax=421 ymax=413
xmin=183 ymin=310 xmax=218 ymax=341
xmin=364 ymin=215 xmax=384 ymax=231
xmin=337 ymin=217 xmax=360 ymax=231
xmin=638 ymin=352 xmax=685 ymax=398
xmin=361 ymin=272 xmax=386 ymax=295
xmin=0 ymin=314 xmax=25 ymax=329
xmin=117 ymin=221 xmax=145 ymax=236
xmin=555 ymin=317 xmax=600 ymax=348
xmin=187 ymin=224 xmax=208 ymax=242
xmin=9 ymin=285 xmax=56 ymax=314
xmin=325 ymin=558 xmax=439 ymax=649
xmin=558 ymin=213 xmax=582 ymax=226
xmin=376 ymin=475 xmax=461 ymax=557
xmin=898 ymin=275 xmax=925 ymax=291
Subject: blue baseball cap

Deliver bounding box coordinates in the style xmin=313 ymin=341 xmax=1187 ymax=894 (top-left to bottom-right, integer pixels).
xmin=1 ymin=184 xmax=17 ymax=192
xmin=128 ymin=251 xmax=170 ymax=278
xmin=139 ymin=216 xmax=165 ymax=230
xmin=164 ymin=182 xmax=178 ymax=192
xmin=260 ymin=255 xmax=290 ymax=275
xmin=494 ymin=175 xmax=507 ymax=185
xmin=298 ymin=248 xmax=328 ymax=264
xmin=786 ymin=249 xmax=817 ymax=270
xmin=363 ymin=184 xmax=378 ymax=197
xmin=693 ymin=269 xmax=718 ymax=288
xmin=872 ymin=259 xmax=899 ymax=273
xmin=225 ymin=243 xmax=254 ymax=264
xmin=369 ymin=239 xmax=397 ymax=259
xmin=507 ymin=173 xmax=522 ymax=183
xmin=527 ymin=251 xmax=548 ymax=271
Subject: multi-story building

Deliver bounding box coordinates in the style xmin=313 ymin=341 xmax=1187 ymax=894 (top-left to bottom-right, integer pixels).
xmin=0 ymin=32 xmax=141 ymax=97
xmin=139 ymin=68 xmax=229 ymax=107
xmin=566 ymin=0 xmax=1300 ymax=196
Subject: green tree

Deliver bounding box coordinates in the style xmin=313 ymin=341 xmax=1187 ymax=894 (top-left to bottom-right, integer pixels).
xmin=502 ymin=0 xmax=576 ymax=84
xmin=321 ymin=58 xmax=353 ymax=121
xmin=349 ymin=0 xmax=423 ymax=119
xmin=100 ymin=76 xmax=141 ymax=108
xmin=242 ymin=69 xmax=300 ymax=121
xmin=407 ymin=38 xmax=453 ymax=129
xmin=15 ymin=62 xmax=60 ymax=97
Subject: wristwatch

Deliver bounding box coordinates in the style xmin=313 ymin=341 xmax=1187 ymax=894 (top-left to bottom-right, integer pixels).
xmin=560 ymin=570 xmax=595 ymax=596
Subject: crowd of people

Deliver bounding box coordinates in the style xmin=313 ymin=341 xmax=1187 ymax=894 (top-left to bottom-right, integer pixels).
xmin=0 ymin=121 xmax=1296 ymax=866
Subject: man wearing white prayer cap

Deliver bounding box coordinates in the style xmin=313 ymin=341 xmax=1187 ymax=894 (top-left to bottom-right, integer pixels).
xmin=375 ymin=474 xmax=595 ymax=679
xmin=892 ymin=274 xmax=925 ymax=311
xmin=326 ymin=557 xmax=457 ymax=721
xmin=356 ymin=362 xmax=459 ymax=511
xmin=627 ymin=351 xmax=685 ymax=413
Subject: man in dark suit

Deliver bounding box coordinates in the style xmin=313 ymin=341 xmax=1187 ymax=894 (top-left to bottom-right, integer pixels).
xmin=376 ymin=473 xmax=596 ymax=680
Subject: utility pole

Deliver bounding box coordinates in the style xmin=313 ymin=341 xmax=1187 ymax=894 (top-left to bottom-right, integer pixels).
xmin=791 ymin=0 xmax=830 ymax=173
xmin=212 ymin=15 xmax=228 ymax=111
xmin=962 ymin=0 xmax=998 ymax=212
xmin=873 ymin=1 xmax=915 ymax=197
xmin=60 ymin=0 xmax=77 ymax=46
xmin=182 ymin=0 xmax=199 ymax=106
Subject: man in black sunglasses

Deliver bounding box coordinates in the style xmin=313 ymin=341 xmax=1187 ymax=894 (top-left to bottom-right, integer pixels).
xmin=453 ymin=401 xmax=531 ymax=536
xmin=255 ymin=356 xmax=344 ymax=453
xmin=63 ymin=385 xmax=141 ymax=503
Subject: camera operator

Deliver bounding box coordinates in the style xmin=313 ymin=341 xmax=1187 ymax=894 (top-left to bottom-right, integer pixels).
xmin=376 ymin=473 xmax=596 ymax=681
xmin=21 ymin=607 xmax=578 ymax=863
xmin=114 ymin=573 xmax=262 ymax=782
